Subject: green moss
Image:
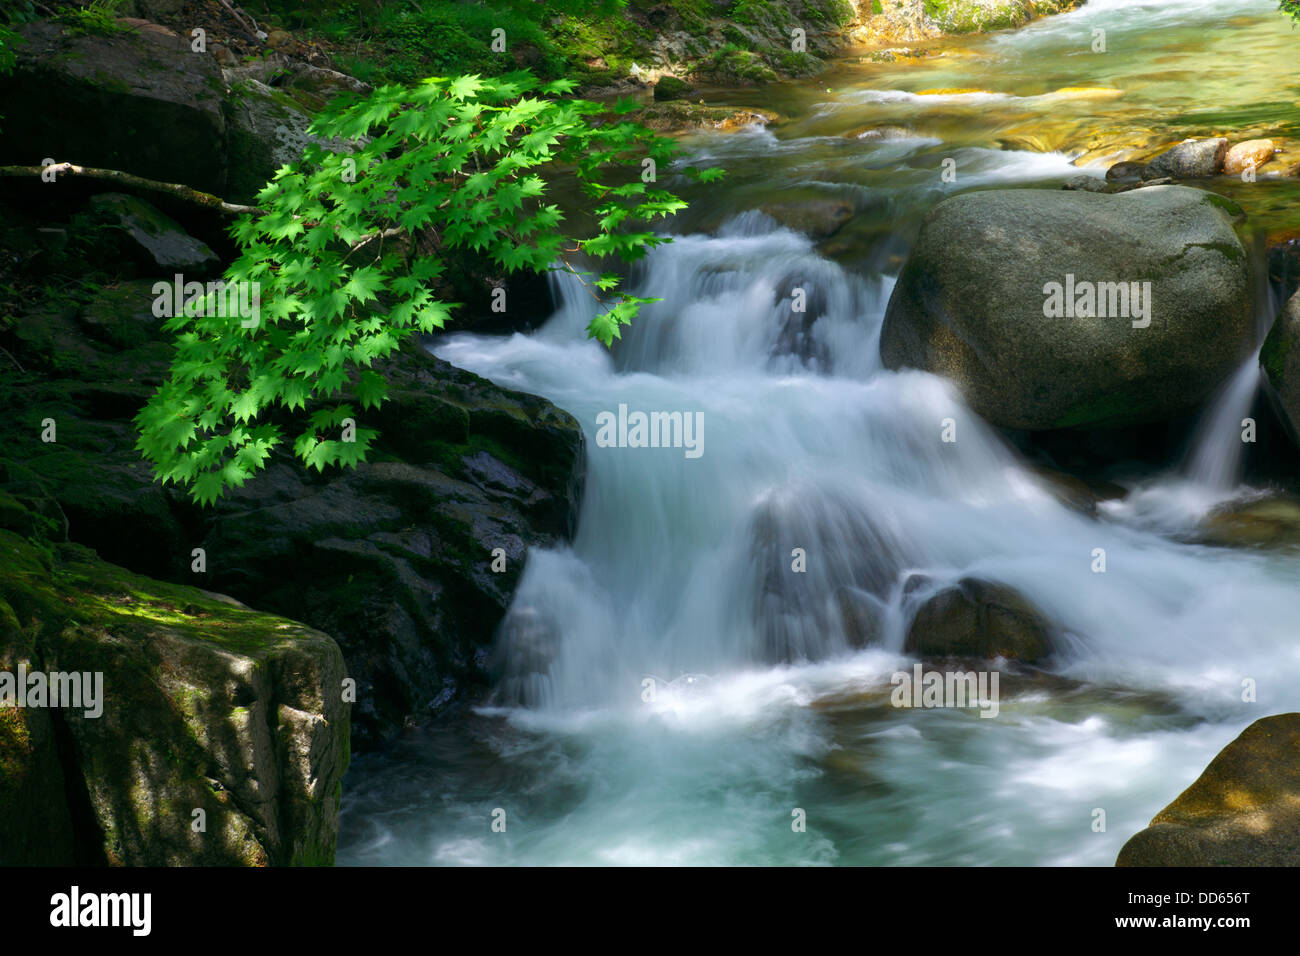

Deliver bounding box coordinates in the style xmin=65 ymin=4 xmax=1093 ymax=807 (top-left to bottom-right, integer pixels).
xmin=1049 ymin=389 xmax=1151 ymax=429
xmin=1261 ymin=314 xmax=1291 ymax=387
xmin=1200 ymin=192 xmax=1246 ymax=220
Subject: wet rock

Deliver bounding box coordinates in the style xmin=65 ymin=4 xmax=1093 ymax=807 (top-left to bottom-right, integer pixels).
xmin=1268 ymin=239 xmax=1300 ymax=302
xmin=748 ymin=486 xmax=912 ymax=663
xmin=1105 ymin=161 xmax=1147 ymax=184
xmin=903 ymin=577 xmax=1054 ymax=662
xmin=0 ymin=20 xmax=228 ymax=194
xmin=1198 ymin=494 xmax=1300 ymax=552
xmin=843 ymin=124 xmax=914 ymax=141
xmin=880 ymin=186 xmax=1254 ymax=431
xmin=1062 ymin=175 xmax=1113 ymax=193
xmin=1143 ymin=137 xmax=1229 ymax=179
xmin=1260 ymin=291 xmax=1300 ymax=446
xmin=757 ymin=197 xmax=854 ymax=239
xmin=1032 ymin=466 xmax=1126 ymax=517
xmin=87 ymin=193 xmax=219 ymax=273
xmin=862 ymin=47 xmax=930 ymax=63
xmin=490 ymin=605 xmax=561 ymax=707
xmin=1117 ymin=714 xmax=1300 ymax=866
xmin=1223 ymin=139 xmax=1275 ymax=176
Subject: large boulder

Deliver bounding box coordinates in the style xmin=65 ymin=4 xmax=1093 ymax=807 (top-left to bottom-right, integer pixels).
xmin=0 ymin=509 xmax=349 ymax=866
xmin=903 ymin=577 xmax=1054 ymax=662
xmin=879 ymin=186 xmax=1253 ymax=430
xmin=0 ymin=20 xmax=228 ymax=195
xmin=1261 ymin=290 xmax=1300 ymax=444
xmin=1117 ymin=714 xmax=1300 ymax=866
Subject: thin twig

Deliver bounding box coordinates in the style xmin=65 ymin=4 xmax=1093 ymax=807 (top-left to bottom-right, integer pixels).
xmin=217 ymin=0 xmax=263 ymax=44
xmin=0 ymin=344 xmax=23 ymax=372
xmin=0 ymin=163 xmax=265 ymax=215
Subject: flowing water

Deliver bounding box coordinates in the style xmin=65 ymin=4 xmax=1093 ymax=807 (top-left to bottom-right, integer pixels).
xmin=338 ymin=0 xmax=1300 ymax=866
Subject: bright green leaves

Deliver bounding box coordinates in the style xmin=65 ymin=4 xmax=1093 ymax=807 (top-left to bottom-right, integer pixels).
xmin=135 ymin=70 xmax=720 ymax=505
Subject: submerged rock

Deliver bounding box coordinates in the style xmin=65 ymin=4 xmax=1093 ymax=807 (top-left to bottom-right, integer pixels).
xmin=757 ymin=197 xmax=854 ymax=239
xmin=1117 ymin=714 xmax=1300 ymax=866
xmin=903 ymin=577 xmax=1054 ymax=662
xmin=747 ymin=487 xmax=909 ymax=664
xmin=879 ymin=186 xmax=1253 ymax=431
xmin=1199 ymin=494 xmax=1300 ymax=552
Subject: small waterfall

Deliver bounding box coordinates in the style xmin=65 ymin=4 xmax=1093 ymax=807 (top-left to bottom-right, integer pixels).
xmin=1182 ymin=236 xmax=1277 ymax=492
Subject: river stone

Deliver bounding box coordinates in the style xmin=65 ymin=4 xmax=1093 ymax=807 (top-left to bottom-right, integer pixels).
xmin=1198 ymin=494 xmax=1300 ymax=552
xmin=88 ymin=192 xmax=220 ymax=273
xmin=879 ymin=186 xmax=1253 ymax=430
xmin=758 ymin=197 xmax=855 ymax=238
xmin=1260 ymin=290 xmax=1300 ymax=445
xmin=1062 ymin=175 xmax=1112 ymax=193
xmin=1117 ymin=714 xmax=1300 ymax=866
xmin=904 ymin=577 xmax=1053 ymax=662
xmin=1143 ymin=138 xmax=1228 ymax=179
xmin=1223 ymin=139 xmax=1274 ymax=176
xmin=0 ymin=20 xmax=228 ymax=194
xmin=1105 ymin=161 xmax=1146 ymax=183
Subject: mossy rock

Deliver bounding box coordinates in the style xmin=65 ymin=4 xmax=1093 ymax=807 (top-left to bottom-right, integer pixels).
xmin=653 ymin=75 xmax=694 ymax=101
xmin=0 ymin=512 xmax=350 ymax=866
xmin=1118 ymin=714 xmax=1300 ymax=866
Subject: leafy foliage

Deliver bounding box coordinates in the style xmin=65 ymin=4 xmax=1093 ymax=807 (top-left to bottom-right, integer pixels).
xmin=1281 ymin=0 xmax=1300 ymax=23
xmin=135 ymin=71 xmax=723 ymax=506
xmin=55 ymin=0 xmax=134 ymax=37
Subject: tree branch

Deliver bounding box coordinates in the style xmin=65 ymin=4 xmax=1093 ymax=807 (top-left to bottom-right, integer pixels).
xmin=0 ymin=162 xmax=265 ymax=215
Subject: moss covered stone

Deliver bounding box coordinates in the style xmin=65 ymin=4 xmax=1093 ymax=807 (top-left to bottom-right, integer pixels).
xmin=1118 ymin=714 xmax=1300 ymax=866
xmin=0 ymin=511 xmax=350 ymax=866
